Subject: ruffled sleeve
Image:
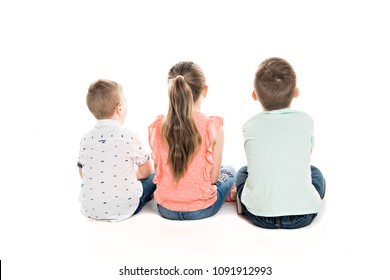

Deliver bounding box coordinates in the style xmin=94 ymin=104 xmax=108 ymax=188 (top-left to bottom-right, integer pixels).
xmin=205 ymin=116 xmax=223 ymax=164
xmin=148 ymin=115 xmax=164 ymax=163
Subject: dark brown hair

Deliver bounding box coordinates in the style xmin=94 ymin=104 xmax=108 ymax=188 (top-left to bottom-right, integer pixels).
xmin=254 ymin=57 xmax=297 ymax=110
xmin=87 ymin=79 xmax=122 ymax=119
xmin=161 ymin=61 xmax=205 ymax=181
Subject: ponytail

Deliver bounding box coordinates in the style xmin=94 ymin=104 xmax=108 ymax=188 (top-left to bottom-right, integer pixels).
xmin=162 ymin=62 xmax=205 ymax=181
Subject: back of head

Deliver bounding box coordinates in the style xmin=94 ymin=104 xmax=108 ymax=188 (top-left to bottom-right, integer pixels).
xmin=87 ymin=79 xmax=122 ymax=119
xmin=254 ymin=57 xmax=297 ymax=110
xmin=162 ymin=61 xmax=205 ymax=181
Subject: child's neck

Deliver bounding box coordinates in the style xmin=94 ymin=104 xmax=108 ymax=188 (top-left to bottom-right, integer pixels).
xmin=109 ymin=114 xmax=124 ymax=125
xmin=193 ymin=99 xmax=202 ymax=112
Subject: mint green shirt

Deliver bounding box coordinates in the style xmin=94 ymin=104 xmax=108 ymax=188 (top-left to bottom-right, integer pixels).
xmin=241 ymin=108 xmax=322 ymax=216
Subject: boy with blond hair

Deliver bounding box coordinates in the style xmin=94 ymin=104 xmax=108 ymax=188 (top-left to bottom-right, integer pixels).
xmin=77 ymin=79 xmax=155 ymax=221
xmin=236 ymin=58 xmax=326 ymax=229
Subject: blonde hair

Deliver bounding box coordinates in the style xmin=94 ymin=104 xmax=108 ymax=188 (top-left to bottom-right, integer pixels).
xmin=161 ymin=62 xmax=205 ymax=181
xmin=86 ymin=79 xmax=122 ymax=119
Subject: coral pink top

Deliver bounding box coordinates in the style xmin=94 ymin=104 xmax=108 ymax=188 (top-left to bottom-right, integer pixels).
xmin=148 ymin=112 xmax=223 ymax=211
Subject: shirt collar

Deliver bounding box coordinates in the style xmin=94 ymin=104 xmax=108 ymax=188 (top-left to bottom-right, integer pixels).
xmin=263 ymin=108 xmax=294 ymax=115
xmin=95 ymin=119 xmax=121 ymax=128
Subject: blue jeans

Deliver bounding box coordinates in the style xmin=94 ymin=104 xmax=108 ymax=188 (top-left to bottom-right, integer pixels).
xmin=236 ymin=165 xmax=325 ymax=229
xmin=157 ymin=166 xmax=236 ymax=220
xmin=133 ymin=173 xmax=156 ymax=215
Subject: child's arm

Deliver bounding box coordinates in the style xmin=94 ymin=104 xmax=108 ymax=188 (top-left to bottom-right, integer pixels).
xmin=77 ymin=162 xmax=83 ymax=178
xmin=210 ymin=127 xmax=224 ymax=184
xmin=136 ymin=159 xmax=153 ymax=180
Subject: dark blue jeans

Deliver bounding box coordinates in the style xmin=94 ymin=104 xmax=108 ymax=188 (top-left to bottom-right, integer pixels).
xmin=236 ymin=166 xmax=325 ymax=229
xmin=133 ymin=173 xmax=156 ymax=215
xmin=157 ymin=166 xmax=236 ymax=220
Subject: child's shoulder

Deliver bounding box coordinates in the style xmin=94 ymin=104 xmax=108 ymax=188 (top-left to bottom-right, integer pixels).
xmin=79 ymin=122 xmax=141 ymax=144
xmin=150 ymin=115 xmax=164 ymax=125
xmin=148 ymin=115 xmax=164 ymax=132
xmin=246 ymin=109 xmax=313 ymax=122
xmin=243 ymin=109 xmax=314 ymax=133
xmin=289 ymin=110 xmax=314 ymax=125
xmin=291 ymin=109 xmax=313 ymax=118
xmin=194 ymin=112 xmax=223 ymax=131
xmin=194 ymin=112 xmax=223 ymax=122
xmin=79 ymin=127 xmax=96 ymax=143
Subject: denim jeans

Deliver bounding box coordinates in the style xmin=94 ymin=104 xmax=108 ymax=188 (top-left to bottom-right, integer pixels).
xmin=133 ymin=173 xmax=156 ymax=215
xmin=157 ymin=166 xmax=236 ymax=220
xmin=236 ymin=165 xmax=325 ymax=229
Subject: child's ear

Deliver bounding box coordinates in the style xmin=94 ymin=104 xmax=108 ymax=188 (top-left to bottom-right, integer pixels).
xmin=294 ymin=87 xmax=300 ymax=98
xmin=252 ymin=90 xmax=258 ymax=101
xmin=116 ymin=103 xmax=123 ymax=115
xmin=202 ymin=85 xmax=208 ymax=98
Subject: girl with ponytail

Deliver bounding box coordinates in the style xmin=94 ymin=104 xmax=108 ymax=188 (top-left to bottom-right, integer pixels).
xmin=148 ymin=61 xmax=236 ymax=220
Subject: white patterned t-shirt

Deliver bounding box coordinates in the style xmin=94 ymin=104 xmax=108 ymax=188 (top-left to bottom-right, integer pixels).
xmin=78 ymin=119 xmax=149 ymax=221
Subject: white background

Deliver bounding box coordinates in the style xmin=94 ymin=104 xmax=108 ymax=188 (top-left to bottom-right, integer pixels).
xmin=1 ymin=0 xmax=389 ymax=279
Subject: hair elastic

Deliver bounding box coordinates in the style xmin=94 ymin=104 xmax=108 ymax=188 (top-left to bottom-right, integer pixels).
xmin=176 ymin=75 xmax=185 ymax=80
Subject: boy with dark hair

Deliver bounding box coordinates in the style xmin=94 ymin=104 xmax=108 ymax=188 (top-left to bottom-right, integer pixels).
xmin=236 ymin=58 xmax=326 ymax=229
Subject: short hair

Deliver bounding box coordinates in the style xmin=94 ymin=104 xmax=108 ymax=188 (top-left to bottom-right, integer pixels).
xmin=86 ymin=79 xmax=122 ymax=119
xmin=254 ymin=57 xmax=297 ymax=110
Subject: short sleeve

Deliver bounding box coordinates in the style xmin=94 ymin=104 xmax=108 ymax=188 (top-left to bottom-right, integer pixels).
xmin=309 ymin=116 xmax=315 ymax=149
xmin=311 ymin=134 xmax=315 ymax=149
xmin=206 ymin=116 xmax=223 ymax=146
xmin=204 ymin=116 xmax=223 ymax=164
xmin=78 ymin=137 xmax=86 ymax=167
xmin=132 ymin=134 xmax=150 ymax=166
xmin=148 ymin=115 xmax=163 ymax=163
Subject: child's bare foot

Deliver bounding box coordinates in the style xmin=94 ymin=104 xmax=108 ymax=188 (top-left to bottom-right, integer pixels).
xmin=225 ymin=184 xmax=237 ymax=202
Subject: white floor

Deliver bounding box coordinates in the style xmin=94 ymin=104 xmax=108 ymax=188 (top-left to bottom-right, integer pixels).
xmin=84 ymin=198 xmax=328 ymax=260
